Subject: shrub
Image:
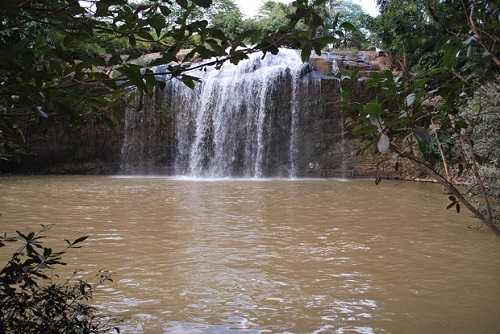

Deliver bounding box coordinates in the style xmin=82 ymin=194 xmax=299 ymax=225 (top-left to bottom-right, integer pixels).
xmin=0 ymin=225 xmax=120 ymax=333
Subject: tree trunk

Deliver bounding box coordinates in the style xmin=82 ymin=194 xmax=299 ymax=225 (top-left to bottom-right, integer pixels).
xmin=431 ymin=119 xmax=451 ymax=182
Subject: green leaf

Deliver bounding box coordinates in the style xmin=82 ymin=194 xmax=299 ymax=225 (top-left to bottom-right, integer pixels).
xmin=384 ymin=70 xmax=393 ymax=81
xmin=175 ymin=0 xmax=188 ymax=9
xmin=181 ymin=75 xmax=201 ymax=89
xmin=72 ymin=236 xmax=89 ymax=245
xmin=251 ymin=29 xmax=263 ymax=44
xmin=363 ymin=102 xmax=382 ymax=117
xmin=442 ymin=47 xmax=458 ymax=68
xmin=353 ymin=124 xmax=378 ymax=135
xmin=137 ymin=29 xmax=154 ymax=41
xmin=435 ymin=36 xmax=451 ymax=51
xmin=370 ymin=71 xmax=380 ymax=81
xmin=16 ymin=230 xmax=28 ymax=240
xmin=136 ymin=90 xmax=145 ymax=111
xmin=368 ymin=115 xmax=382 ymax=129
xmin=301 ymin=45 xmax=312 ymax=62
xmin=129 ymin=35 xmax=136 ymax=48
xmin=410 ymin=78 xmax=429 ymax=90
xmin=101 ymin=115 xmax=117 ymax=130
xmin=159 ymin=5 xmax=171 ymax=16
xmin=316 ymin=36 xmax=340 ymax=45
xmin=149 ymin=13 xmax=167 ymax=36
xmin=62 ymin=34 xmax=74 ymax=48
xmin=413 ymin=126 xmax=431 ymax=144
xmin=330 ymin=13 xmax=340 ymax=29
xmin=339 ymin=21 xmax=356 ymax=32
xmin=192 ymin=0 xmax=212 ymax=8
xmin=117 ymin=65 xmax=146 ymax=88
xmin=149 ymin=53 xmax=178 ymax=66
xmin=95 ymin=1 xmax=111 ymax=17
xmin=340 ymin=90 xmax=352 ymax=100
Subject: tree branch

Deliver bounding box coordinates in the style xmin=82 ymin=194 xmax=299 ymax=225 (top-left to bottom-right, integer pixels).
xmin=1 ymin=1 xmax=81 ymax=31
xmin=461 ymin=0 xmax=500 ymax=67
xmin=390 ymin=143 xmax=500 ymax=236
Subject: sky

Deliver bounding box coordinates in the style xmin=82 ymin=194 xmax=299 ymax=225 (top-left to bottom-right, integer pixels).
xmin=234 ymin=0 xmax=379 ymax=18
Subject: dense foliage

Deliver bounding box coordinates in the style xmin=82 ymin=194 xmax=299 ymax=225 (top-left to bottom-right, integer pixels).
xmin=463 ymin=80 xmax=500 ymax=227
xmin=247 ymin=0 xmax=370 ymax=49
xmin=0 ymin=225 xmax=119 ymax=333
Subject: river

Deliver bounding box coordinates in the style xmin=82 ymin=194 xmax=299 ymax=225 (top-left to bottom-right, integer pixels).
xmin=1 ymin=175 xmax=499 ymax=333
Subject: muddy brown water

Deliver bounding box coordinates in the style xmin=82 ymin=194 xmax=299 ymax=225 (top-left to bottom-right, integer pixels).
xmin=1 ymin=175 xmax=499 ymax=333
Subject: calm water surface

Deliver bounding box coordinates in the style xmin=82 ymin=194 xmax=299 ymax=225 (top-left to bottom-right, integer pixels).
xmin=1 ymin=175 xmax=499 ymax=333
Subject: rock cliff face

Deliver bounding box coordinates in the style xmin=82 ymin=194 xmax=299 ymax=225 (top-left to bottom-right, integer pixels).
xmin=119 ymin=50 xmax=366 ymax=178
xmin=1 ymin=50 xmax=424 ymax=179
xmin=0 ymin=121 xmax=124 ymax=174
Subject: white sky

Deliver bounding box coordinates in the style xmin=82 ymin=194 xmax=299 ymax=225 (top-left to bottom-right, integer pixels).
xmin=234 ymin=0 xmax=379 ymax=18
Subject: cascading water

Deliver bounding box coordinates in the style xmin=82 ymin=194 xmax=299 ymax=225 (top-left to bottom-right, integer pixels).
xmin=120 ymin=49 xmax=348 ymax=178
xmin=173 ymin=49 xmax=312 ymax=178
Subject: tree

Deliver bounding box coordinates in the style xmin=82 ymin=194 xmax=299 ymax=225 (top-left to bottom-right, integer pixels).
xmin=172 ymin=0 xmax=245 ymax=40
xmin=367 ymin=0 xmax=444 ymax=73
xmin=0 ymin=0 xmax=341 ymax=161
xmin=205 ymin=0 xmax=245 ymax=39
xmin=251 ymin=0 xmax=368 ymax=50
xmin=338 ymin=0 xmax=500 ymax=235
xmin=317 ymin=0 xmax=371 ymax=49
xmin=252 ymin=1 xmax=296 ymax=36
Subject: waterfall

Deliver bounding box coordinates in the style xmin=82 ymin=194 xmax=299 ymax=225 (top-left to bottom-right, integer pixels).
xmin=120 ymin=49 xmax=346 ymax=178
xmin=173 ymin=49 xmax=311 ymax=178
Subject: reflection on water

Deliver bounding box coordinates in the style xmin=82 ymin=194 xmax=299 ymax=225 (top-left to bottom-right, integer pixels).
xmin=1 ymin=176 xmax=499 ymax=333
